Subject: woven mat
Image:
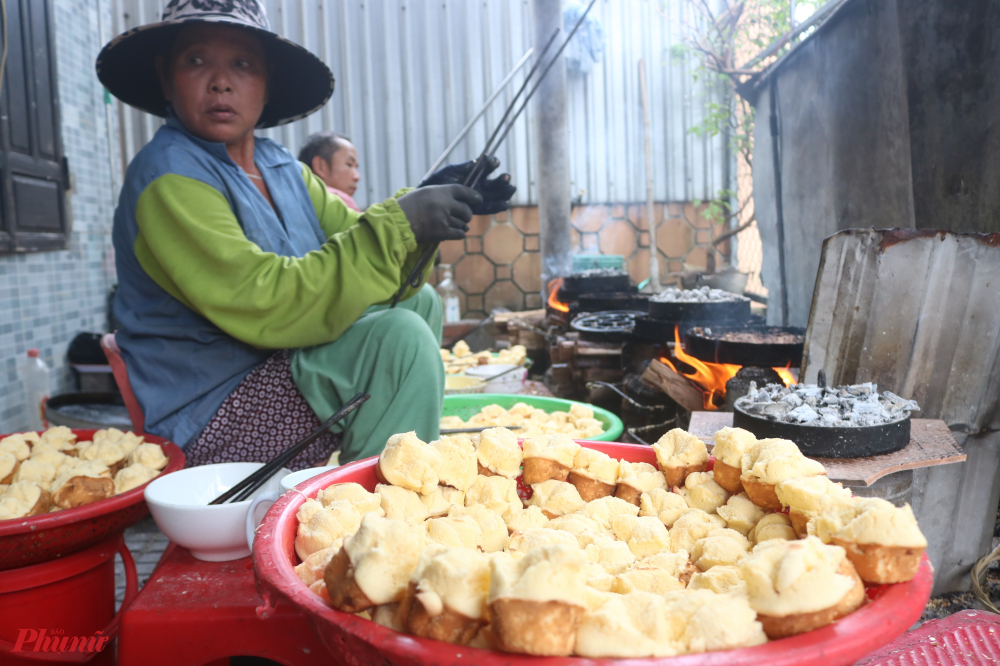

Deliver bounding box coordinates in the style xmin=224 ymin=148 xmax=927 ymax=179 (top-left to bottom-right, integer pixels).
xmin=688 ymin=412 xmax=966 ymax=486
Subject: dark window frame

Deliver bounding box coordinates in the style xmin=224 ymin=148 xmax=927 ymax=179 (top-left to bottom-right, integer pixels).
xmin=0 ymin=0 xmax=68 ymax=255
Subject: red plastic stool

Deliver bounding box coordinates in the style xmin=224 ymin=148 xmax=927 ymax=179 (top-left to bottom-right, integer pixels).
xmin=856 ymin=609 xmax=1000 ymax=665
xmin=116 ymin=544 xmax=328 ymax=666
xmin=100 ymin=333 xmax=146 ymax=435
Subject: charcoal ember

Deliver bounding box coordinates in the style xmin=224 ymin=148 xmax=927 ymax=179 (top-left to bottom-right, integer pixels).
xmin=779 ymin=393 xmax=804 ymax=407
xmin=736 ymin=381 xmax=919 ymax=428
xmin=788 ymin=404 xmax=820 ymax=423
xmin=649 ymin=285 xmax=749 ymax=304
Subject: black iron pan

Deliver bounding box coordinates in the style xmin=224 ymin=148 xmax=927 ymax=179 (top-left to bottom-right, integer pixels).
xmin=685 ymin=325 xmax=805 ymax=367
xmin=732 ymin=404 xmax=911 ymax=458
xmin=570 ymin=310 xmax=643 ymax=343
xmin=562 ymin=273 xmax=632 ymax=296
xmin=578 ymin=291 xmax=647 ymax=313
xmin=647 ymin=298 xmax=751 ymax=324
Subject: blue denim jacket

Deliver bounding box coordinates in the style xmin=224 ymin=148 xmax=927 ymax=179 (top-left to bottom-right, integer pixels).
xmin=112 ymin=114 xmax=327 ymax=447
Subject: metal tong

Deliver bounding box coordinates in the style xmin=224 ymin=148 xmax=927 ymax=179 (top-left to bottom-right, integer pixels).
xmin=209 ymin=393 xmax=370 ymax=505
xmin=391 ymin=0 xmax=600 ymax=308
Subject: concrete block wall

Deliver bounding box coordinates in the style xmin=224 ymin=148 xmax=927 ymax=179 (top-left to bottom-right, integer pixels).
xmin=0 ymin=0 xmax=120 ymax=433
xmin=433 ymin=202 xmax=731 ymax=319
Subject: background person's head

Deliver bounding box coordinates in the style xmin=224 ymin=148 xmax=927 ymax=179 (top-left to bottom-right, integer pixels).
xmin=156 ymin=24 xmax=269 ymax=145
xmin=299 ymin=131 xmax=360 ymax=196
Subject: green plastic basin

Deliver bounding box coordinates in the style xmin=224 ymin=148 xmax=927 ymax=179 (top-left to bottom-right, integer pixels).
xmin=442 ymin=394 xmax=624 ymax=442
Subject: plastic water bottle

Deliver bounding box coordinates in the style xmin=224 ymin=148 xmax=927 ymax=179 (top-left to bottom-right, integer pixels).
xmin=23 ymin=349 xmax=50 ymax=431
xmin=436 ymin=265 xmax=462 ymax=323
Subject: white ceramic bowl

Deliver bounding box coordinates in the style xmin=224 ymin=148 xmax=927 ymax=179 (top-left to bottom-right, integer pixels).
xmin=145 ymin=462 xmax=288 ymax=562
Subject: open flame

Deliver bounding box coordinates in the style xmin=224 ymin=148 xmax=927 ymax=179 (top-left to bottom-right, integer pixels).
xmin=547 ymin=278 xmax=570 ymax=313
xmin=659 ymin=326 xmax=797 ymax=411
xmin=774 ymin=364 xmax=797 ymax=387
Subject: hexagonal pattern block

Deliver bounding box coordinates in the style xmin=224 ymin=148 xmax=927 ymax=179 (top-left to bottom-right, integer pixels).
xmin=571 ymin=205 xmax=607 ymax=232
xmin=513 ymin=252 xmax=542 ymax=293
xmin=696 ymin=229 xmax=710 ymax=244
xmin=483 ymin=223 xmax=523 ymax=265
xmin=581 ymin=233 xmax=599 ymax=252
xmin=628 ymin=249 xmax=667 ymax=285
xmin=667 ymin=202 xmax=684 ymax=217
xmin=598 ymin=219 xmax=638 ymax=257
xmin=657 ymin=217 xmax=694 ymax=258
xmin=511 ymin=207 xmax=539 ymax=234
xmin=685 ymin=245 xmax=723 ymax=270
xmin=627 ymin=204 xmax=645 ymax=229
xmin=685 ymin=202 xmax=712 ymax=229
xmin=466 ymin=294 xmax=484 ymax=313
xmin=438 ymin=240 xmax=464 ymax=267
xmin=484 ymin=280 xmax=524 ymax=313
xmin=454 ymin=254 xmax=495 ymax=294
xmin=468 ymin=214 xmax=492 ymax=237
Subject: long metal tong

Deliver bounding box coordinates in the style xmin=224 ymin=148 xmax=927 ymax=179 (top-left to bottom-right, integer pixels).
xmin=391 ymin=0 xmax=599 ymax=308
xmin=209 ymin=392 xmax=370 ymax=505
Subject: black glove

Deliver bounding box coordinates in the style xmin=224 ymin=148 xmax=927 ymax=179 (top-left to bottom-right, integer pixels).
xmin=420 ymin=157 xmax=516 ymax=216
xmin=397 ymin=184 xmax=482 ymax=244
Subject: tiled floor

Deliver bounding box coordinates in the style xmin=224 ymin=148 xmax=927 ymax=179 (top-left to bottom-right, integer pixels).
xmin=114 ymin=517 xmax=170 ymax=610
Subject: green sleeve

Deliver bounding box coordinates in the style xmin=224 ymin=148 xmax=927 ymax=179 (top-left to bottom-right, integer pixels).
xmin=134 ymin=173 xmax=429 ymax=348
xmin=299 ymin=164 xmax=434 ymax=304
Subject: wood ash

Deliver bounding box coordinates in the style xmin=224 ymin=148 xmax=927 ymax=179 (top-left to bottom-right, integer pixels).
xmin=650 ymin=285 xmax=749 ymax=303
xmin=735 ymin=382 xmax=920 ymax=427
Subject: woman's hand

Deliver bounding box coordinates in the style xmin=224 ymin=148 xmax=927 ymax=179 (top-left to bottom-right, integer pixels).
xmin=397 ymin=185 xmax=482 ymax=243
xmin=420 ymin=157 xmax=516 ymax=215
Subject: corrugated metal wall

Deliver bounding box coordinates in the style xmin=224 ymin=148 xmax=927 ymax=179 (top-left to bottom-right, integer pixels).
xmin=112 ymin=0 xmax=729 ymax=209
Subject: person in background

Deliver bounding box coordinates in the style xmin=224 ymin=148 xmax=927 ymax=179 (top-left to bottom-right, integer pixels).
xmin=299 ymin=131 xmax=361 ymax=212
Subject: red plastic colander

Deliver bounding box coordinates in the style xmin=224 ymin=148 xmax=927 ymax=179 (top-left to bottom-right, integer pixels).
xmin=253 ymin=441 xmax=934 ymax=666
xmin=0 ymin=429 xmax=184 ymax=570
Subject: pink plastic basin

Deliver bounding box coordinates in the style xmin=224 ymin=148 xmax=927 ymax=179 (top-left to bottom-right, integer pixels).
xmin=253 ymin=441 xmax=933 ymax=666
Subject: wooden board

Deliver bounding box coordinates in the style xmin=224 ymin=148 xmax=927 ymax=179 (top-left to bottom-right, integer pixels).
xmin=688 ymin=411 xmax=967 ymax=487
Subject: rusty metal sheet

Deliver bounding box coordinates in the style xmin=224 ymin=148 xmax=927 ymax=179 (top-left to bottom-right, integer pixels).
xmin=802 ymin=228 xmax=1000 ymax=434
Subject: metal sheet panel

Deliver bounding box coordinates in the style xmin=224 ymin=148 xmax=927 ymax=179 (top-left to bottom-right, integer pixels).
xmin=111 ymin=0 xmax=728 ymax=208
xmin=802 ymin=228 xmax=1000 ymax=434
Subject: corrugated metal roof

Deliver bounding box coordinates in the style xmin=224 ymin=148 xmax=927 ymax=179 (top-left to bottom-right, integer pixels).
xmin=112 ymin=0 xmax=729 ymax=208
xmin=802 ymin=228 xmax=1000 ymax=434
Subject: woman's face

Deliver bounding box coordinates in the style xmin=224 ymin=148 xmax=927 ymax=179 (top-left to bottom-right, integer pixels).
xmin=159 ymin=24 xmax=269 ymax=145
xmin=328 ymin=141 xmax=360 ymax=195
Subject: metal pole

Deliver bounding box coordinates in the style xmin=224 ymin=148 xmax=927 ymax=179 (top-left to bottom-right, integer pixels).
xmin=533 ymin=0 xmax=572 ymax=290
xmin=768 ymin=81 xmax=789 ymax=326
xmin=639 ymin=58 xmax=659 ymax=290
xmin=421 ymin=47 xmax=535 ymax=182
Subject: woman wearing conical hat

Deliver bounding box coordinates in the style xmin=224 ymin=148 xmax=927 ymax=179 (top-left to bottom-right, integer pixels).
xmin=97 ymin=0 xmax=515 ymax=468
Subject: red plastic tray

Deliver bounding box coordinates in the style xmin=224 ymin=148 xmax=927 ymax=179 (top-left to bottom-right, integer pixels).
xmin=0 ymin=429 xmax=185 ymax=570
xmin=254 ymin=441 xmax=933 ymax=666
xmin=856 ymin=610 xmax=1000 ymax=666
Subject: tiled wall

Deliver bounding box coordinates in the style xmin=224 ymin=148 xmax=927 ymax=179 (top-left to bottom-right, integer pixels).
xmin=434 ymin=203 xmax=729 ymax=318
xmin=0 ymin=0 xmax=120 ymax=432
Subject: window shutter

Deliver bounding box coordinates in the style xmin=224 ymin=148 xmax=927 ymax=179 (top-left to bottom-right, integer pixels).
xmin=0 ymin=0 xmax=67 ymax=254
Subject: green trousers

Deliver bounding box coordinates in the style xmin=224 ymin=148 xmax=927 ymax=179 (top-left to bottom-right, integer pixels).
xmin=290 ymin=284 xmax=443 ymax=464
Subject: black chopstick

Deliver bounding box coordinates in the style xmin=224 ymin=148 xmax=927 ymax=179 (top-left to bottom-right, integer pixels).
xmin=209 ymin=392 xmax=370 ymax=505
